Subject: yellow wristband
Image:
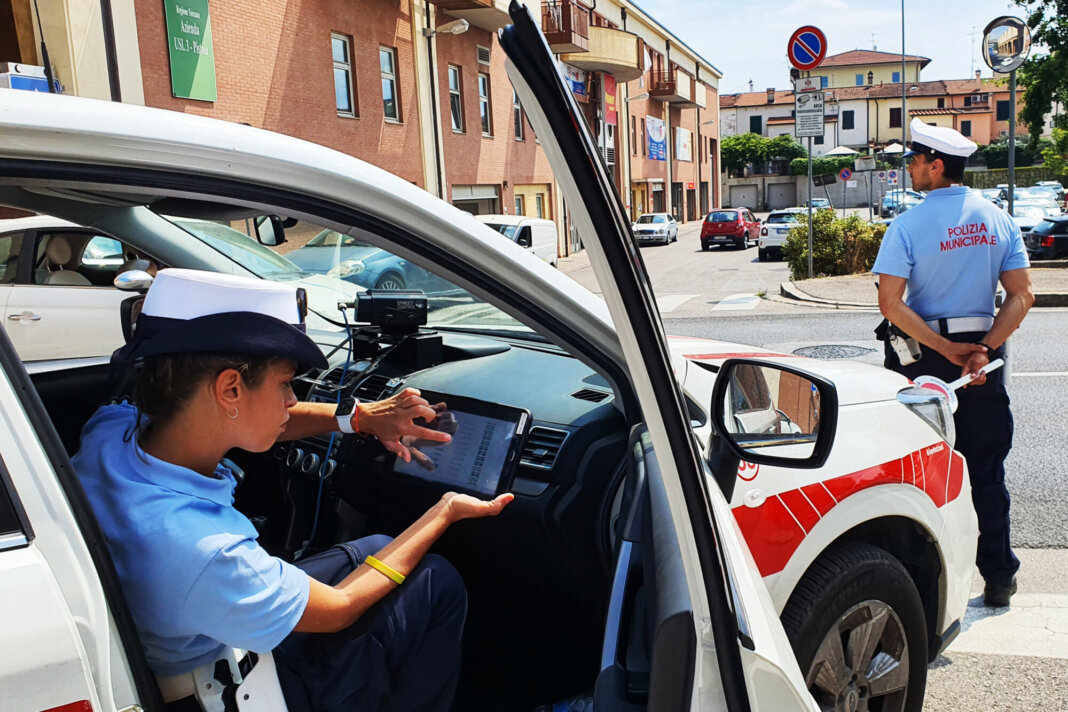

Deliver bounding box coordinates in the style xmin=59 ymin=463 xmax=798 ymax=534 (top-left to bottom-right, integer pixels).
xmin=364 ymin=555 xmax=405 ymax=585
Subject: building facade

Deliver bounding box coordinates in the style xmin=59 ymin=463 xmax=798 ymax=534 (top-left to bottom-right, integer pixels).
xmin=1 ymin=0 xmax=722 ymax=259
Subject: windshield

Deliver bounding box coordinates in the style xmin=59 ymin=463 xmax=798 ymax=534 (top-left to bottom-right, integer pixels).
xmin=708 ymin=211 xmax=738 ymax=222
xmin=171 ymin=218 xmax=307 ymax=278
xmin=636 ymin=214 xmax=667 ymax=224
xmin=1014 ymin=205 xmax=1046 ymax=218
xmin=767 ymin=212 xmax=802 ymax=224
xmin=483 ymin=223 xmax=520 ymax=240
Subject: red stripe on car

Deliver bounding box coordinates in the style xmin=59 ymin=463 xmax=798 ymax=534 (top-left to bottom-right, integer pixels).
xmin=734 ymin=444 xmax=965 ymax=576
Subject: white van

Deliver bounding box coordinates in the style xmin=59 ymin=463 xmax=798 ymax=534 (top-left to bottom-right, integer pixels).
xmin=476 ymin=214 xmax=559 ymax=266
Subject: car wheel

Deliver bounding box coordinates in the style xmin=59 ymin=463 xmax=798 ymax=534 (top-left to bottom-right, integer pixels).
xmin=702 ymin=243 xmax=710 ymax=251
xmin=781 ymin=542 xmax=927 ymax=712
xmin=758 ymin=249 xmax=767 ymax=261
xmin=374 ymin=272 xmax=406 ymax=290
xmin=736 ymin=235 xmax=747 ymax=249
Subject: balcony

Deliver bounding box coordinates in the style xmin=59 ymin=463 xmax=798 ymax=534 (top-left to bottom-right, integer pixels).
xmin=542 ymin=0 xmax=589 ymax=54
xmin=559 ymin=26 xmax=644 ymax=82
xmin=428 ymin=0 xmax=510 ymax=32
xmin=650 ymin=66 xmax=695 ymax=106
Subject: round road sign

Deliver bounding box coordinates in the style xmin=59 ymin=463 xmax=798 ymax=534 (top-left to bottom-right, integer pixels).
xmin=788 ymin=26 xmax=827 ymax=71
xmin=839 ymin=168 xmax=853 ymax=181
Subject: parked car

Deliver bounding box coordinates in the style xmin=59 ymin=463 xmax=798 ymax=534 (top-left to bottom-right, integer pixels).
xmin=758 ymin=208 xmax=805 ymax=261
xmin=1025 ymin=216 xmax=1068 ymax=259
xmin=286 ymin=228 xmax=456 ymax=294
xmin=630 ymin=212 xmax=677 ymax=245
xmin=475 ymin=214 xmax=558 ymax=266
xmin=0 ymin=213 xmax=358 ymax=363
xmin=1011 ymin=202 xmax=1057 ymax=234
xmin=1035 ymin=180 xmax=1066 ymax=203
xmin=799 ymin=197 xmax=832 ymax=210
xmin=878 ymin=189 xmax=925 ymax=217
xmin=0 ymin=12 xmax=978 ymax=710
xmin=701 ymin=208 xmax=761 ymax=250
xmin=978 ymin=188 xmax=1007 ymax=209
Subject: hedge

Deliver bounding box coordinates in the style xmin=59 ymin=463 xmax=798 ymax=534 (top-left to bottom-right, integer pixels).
xmin=782 ymin=212 xmax=887 ymax=280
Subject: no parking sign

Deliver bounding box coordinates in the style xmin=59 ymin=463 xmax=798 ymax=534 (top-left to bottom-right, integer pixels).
xmin=887 ymin=170 xmax=899 ymax=186
xmin=877 ymin=170 xmax=887 ymax=183
xmin=838 ymin=168 xmax=852 ymax=181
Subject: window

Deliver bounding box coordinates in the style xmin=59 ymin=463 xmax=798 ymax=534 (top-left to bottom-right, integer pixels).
xmin=821 ymin=76 xmax=828 ymax=88
xmin=963 ymin=96 xmax=972 ymax=107
xmin=640 ymin=118 xmax=646 ymax=155
xmin=515 ymin=195 xmax=524 ymax=216
xmin=332 ymin=34 xmax=355 ymax=117
xmin=937 ymin=98 xmax=945 ymax=108
xmin=749 ymin=115 xmax=762 ymax=134
xmin=961 ymin=120 xmax=972 ymax=137
xmin=513 ymin=90 xmax=524 ymax=140
xmin=814 ymin=134 xmax=824 ymax=145
xmin=0 ymin=232 xmax=22 ymax=284
xmin=997 ymin=100 xmax=1010 ymax=121
xmin=535 ymin=194 xmax=545 ymax=218
xmin=855 ymin=74 xmax=864 ymax=86
xmin=631 ymin=116 xmax=637 ymax=155
xmin=380 ymin=47 xmax=400 ymax=121
xmin=889 ymin=107 xmax=902 ymax=128
xmin=0 ymin=458 xmax=27 ymax=541
xmin=478 ymin=73 xmax=492 ymax=135
xmin=447 ymin=65 xmax=464 ymax=132
xmin=892 ymin=71 xmax=901 ymax=83
xmin=842 ymin=110 xmax=855 ymax=130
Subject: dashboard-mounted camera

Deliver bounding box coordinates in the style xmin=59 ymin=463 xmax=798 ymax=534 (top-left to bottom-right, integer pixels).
xmin=356 ymin=290 xmax=428 ymax=334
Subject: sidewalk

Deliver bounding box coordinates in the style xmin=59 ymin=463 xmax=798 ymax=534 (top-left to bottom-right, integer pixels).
xmin=781 ymin=262 xmax=1068 ymax=309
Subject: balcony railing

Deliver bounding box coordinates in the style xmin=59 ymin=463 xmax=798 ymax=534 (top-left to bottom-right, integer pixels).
xmin=542 ymin=0 xmax=590 ymax=54
xmin=650 ymin=66 xmax=696 ymax=106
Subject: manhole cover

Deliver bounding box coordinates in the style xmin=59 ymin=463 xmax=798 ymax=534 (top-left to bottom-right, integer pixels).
xmin=792 ymin=345 xmax=876 ymax=359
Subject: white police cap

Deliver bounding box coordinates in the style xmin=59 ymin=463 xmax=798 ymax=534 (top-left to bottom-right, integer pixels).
xmin=904 ymin=118 xmax=978 ymax=158
xmin=113 ymin=268 xmax=327 ymax=368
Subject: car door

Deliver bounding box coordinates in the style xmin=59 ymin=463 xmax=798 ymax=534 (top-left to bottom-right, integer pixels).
xmin=6 ymin=228 xmax=132 ymax=363
xmin=500 ymin=7 xmax=816 ymax=710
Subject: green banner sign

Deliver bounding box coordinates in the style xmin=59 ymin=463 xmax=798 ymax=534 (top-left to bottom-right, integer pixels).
xmin=163 ymin=0 xmax=217 ymax=102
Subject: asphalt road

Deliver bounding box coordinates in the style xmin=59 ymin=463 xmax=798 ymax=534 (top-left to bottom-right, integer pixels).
xmin=580 ymin=218 xmax=1068 ymax=709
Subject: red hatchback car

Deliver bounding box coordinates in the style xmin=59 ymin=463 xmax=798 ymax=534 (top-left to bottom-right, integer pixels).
xmin=701 ymin=208 xmax=761 ymax=250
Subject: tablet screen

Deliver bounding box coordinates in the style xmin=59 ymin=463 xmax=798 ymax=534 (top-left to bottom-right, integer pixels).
xmin=391 ymin=394 xmax=529 ymax=497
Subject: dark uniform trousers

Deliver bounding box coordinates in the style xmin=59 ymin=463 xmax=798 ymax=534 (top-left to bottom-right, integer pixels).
xmin=885 ymin=331 xmax=1020 ymax=587
xmin=274 ymin=534 xmax=467 ymax=712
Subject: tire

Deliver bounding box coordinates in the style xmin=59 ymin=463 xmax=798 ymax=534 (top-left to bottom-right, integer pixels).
xmin=758 ymin=249 xmax=767 ymax=262
xmin=780 ymin=542 xmax=928 ymax=712
xmin=702 ymin=242 xmax=710 ymax=251
xmin=374 ymin=272 xmax=405 ymax=290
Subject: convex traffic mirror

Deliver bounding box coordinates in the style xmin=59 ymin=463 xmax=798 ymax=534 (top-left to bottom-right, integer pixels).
xmin=982 ymin=16 xmax=1031 ymax=74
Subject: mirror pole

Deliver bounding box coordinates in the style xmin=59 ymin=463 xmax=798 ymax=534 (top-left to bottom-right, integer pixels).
xmin=807 ymin=137 xmax=813 ymax=280
xmin=1008 ymin=69 xmax=1016 ymax=217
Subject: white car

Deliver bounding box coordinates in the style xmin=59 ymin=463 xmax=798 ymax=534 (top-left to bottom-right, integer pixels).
xmin=631 ymin=212 xmax=678 ymax=245
xmin=0 ymin=8 xmax=977 ymax=712
xmin=758 ymin=208 xmax=805 ymax=261
xmin=0 ymin=213 xmax=359 ymax=363
xmin=475 ymin=214 xmax=559 ymax=266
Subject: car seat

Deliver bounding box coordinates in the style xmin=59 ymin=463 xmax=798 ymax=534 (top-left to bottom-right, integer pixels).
xmin=40 ymin=235 xmax=92 ymax=285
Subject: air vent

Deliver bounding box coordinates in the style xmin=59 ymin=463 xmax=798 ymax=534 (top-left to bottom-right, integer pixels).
xmin=353 ymin=374 xmax=396 ymax=401
xmin=476 ymin=45 xmax=491 ymax=65
xmin=521 ymin=427 xmax=568 ymax=470
xmin=321 ymin=367 xmax=357 ymax=389
xmin=571 ymin=388 xmax=610 ymax=403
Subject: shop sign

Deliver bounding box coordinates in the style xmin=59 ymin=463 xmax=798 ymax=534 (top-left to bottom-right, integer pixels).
xmin=164 ymin=0 xmax=217 ymax=102
xmin=604 ymin=74 xmax=617 ymax=125
xmin=675 ymin=127 xmax=693 ymax=162
xmin=563 ymin=64 xmax=587 ymax=97
xmin=647 ymin=116 xmax=666 ymax=161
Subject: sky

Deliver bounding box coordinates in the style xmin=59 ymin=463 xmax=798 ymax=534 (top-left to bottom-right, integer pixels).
xmin=634 ymin=0 xmax=1027 ymax=95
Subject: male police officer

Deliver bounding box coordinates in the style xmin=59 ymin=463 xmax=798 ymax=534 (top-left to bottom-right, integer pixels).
xmin=873 ymin=118 xmax=1034 ymax=607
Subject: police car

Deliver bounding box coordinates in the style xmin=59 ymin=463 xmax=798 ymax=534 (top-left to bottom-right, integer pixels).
xmin=0 ymin=8 xmax=976 ymax=712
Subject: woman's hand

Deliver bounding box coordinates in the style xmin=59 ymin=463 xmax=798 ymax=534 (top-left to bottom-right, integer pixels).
xmin=440 ymin=491 xmax=514 ymax=523
xmin=358 ymin=388 xmax=452 ymax=461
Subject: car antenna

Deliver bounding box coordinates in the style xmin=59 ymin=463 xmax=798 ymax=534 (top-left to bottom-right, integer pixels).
xmin=31 ymin=0 xmax=58 ymax=94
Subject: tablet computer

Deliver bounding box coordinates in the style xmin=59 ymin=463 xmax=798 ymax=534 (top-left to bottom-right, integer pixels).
xmin=391 ymin=390 xmax=531 ymax=498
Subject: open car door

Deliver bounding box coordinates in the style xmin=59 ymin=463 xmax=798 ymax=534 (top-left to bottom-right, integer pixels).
xmin=500 ymin=4 xmax=819 ymax=709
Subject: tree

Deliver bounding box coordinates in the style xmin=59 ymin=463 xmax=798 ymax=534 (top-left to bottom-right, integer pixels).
xmin=721 ymin=133 xmax=765 ymax=174
xmin=1015 ymin=2 xmax=1068 ymax=137
xmin=1041 ymin=127 xmax=1068 ymax=176
xmin=761 ymin=134 xmax=807 ymax=162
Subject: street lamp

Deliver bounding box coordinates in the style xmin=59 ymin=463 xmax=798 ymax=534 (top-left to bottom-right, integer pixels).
xmin=421 ymin=18 xmax=469 ymax=37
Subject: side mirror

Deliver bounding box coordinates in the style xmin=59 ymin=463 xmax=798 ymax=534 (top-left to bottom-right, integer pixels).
xmin=114 ymin=269 xmax=154 ymax=292
xmin=516 ymin=227 xmax=532 ymax=248
xmin=710 ymin=359 xmax=838 ymax=470
xmin=255 ymin=215 xmax=287 ymax=246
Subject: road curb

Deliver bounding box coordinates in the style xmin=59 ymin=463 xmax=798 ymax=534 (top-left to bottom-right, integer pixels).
xmin=781 ymin=281 xmax=1068 ymax=309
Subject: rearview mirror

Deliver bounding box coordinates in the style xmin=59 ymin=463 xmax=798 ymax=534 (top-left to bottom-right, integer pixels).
xmin=711 ymin=359 xmax=838 ymax=469
xmin=255 ymin=215 xmax=287 ymax=246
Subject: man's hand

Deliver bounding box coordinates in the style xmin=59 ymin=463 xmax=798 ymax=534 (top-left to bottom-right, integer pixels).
xmin=960 ymin=349 xmax=990 ymax=387
xmin=441 ymin=491 xmax=514 ymax=522
xmin=940 ymin=341 xmax=987 ymax=368
xmin=358 ymin=388 xmax=452 ymax=462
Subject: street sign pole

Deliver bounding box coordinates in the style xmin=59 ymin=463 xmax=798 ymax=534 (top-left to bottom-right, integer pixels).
xmin=1008 ymin=69 xmax=1016 ymax=216
xmin=807 ymin=138 xmax=813 ymax=279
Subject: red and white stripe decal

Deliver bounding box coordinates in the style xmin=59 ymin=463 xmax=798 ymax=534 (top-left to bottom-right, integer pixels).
xmin=733 ymin=445 xmax=965 ymax=576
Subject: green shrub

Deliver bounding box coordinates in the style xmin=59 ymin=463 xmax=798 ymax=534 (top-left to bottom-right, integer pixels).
xmin=783 ymin=212 xmax=886 ymax=280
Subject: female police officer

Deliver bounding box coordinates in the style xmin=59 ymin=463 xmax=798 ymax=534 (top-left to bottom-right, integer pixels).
xmin=72 ymin=268 xmax=512 ymax=710
xmin=873 ymin=119 xmax=1034 ymax=608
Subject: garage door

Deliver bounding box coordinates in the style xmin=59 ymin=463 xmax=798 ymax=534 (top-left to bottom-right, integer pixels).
xmin=767 ymin=183 xmax=797 ymax=210
xmin=729 ymin=184 xmax=757 ymax=209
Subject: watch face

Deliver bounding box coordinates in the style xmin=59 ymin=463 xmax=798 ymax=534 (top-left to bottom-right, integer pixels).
xmin=337 ymin=397 xmax=357 ymax=416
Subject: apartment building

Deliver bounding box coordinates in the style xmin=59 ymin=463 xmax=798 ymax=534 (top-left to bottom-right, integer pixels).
xmin=2 ymin=0 xmax=722 ymax=258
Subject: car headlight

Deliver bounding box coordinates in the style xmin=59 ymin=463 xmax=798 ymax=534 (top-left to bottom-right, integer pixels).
xmin=328 ymin=259 xmax=365 ymax=277
xmin=897 ymin=386 xmax=955 ymax=446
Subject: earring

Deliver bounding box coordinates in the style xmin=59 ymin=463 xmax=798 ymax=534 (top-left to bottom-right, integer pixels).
xmin=227 ymin=407 xmax=239 ymax=420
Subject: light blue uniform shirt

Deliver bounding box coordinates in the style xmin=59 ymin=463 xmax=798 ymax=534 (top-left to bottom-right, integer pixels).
xmin=72 ymin=403 xmax=310 ymax=676
xmin=872 ymin=185 xmax=1029 ymax=321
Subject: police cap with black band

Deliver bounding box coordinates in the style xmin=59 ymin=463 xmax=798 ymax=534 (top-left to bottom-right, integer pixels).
xmin=113 ymin=268 xmax=328 ymax=369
